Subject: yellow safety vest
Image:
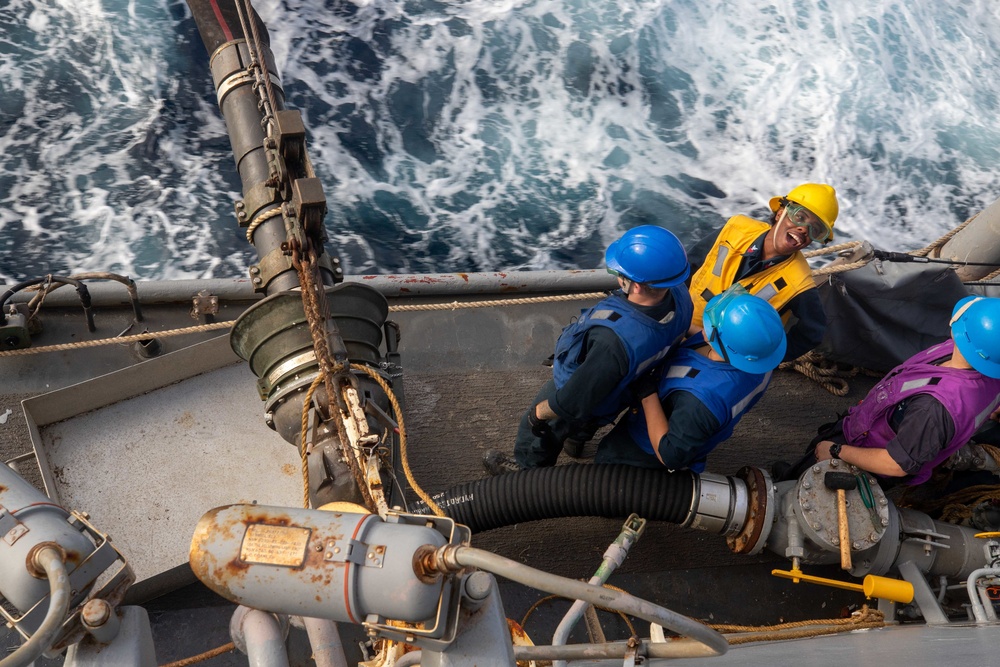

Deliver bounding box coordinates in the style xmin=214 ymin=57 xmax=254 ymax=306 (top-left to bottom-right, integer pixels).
xmin=688 ymin=215 xmax=816 ymax=329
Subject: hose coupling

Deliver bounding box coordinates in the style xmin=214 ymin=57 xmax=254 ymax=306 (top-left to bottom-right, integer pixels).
xmin=413 ymin=544 xmax=463 ymax=581
xmin=26 ymin=542 xmax=67 ymax=579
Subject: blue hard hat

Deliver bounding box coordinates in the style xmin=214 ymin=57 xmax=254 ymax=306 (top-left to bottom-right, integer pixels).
xmin=951 ymin=295 xmax=1000 ymax=379
xmin=605 ymin=225 xmax=690 ymax=288
xmin=703 ymin=291 xmax=787 ymax=373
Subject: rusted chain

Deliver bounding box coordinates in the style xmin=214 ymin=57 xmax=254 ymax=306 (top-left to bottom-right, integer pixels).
xmin=295 ymin=244 xmax=376 ymax=511
xmin=351 ymin=363 xmax=445 ymax=517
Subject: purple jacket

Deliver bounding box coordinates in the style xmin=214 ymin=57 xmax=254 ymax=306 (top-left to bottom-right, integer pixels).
xmin=842 ymin=340 xmax=1000 ymax=484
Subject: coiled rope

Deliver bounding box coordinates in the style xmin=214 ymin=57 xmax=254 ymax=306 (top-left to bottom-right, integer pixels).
xmin=778 ymin=350 xmax=882 ymax=397
xmin=898 ymin=476 xmax=1000 ymax=526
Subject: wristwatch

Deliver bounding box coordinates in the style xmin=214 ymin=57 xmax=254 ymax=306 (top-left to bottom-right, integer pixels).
xmin=828 ymin=443 xmax=843 ymax=460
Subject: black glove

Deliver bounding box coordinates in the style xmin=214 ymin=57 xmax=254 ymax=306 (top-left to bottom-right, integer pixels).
xmin=632 ymin=370 xmax=660 ymax=401
xmin=527 ymin=409 xmax=551 ymax=437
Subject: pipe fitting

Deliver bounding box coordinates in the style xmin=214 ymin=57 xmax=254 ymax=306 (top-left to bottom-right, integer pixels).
xmin=81 ymin=599 xmax=121 ymax=645
xmin=26 ymin=542 xmax=66 ymax=580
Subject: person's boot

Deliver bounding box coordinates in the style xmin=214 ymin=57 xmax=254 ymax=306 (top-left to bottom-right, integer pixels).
xmin=483 ymin=450 xmax=522 ymax=476
xmin=563 ymin=438 xmax=586 ymax=458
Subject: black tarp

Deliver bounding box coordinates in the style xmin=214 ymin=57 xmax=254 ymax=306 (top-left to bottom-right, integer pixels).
xmin=816 ymin=259 xmax=971 ymax=373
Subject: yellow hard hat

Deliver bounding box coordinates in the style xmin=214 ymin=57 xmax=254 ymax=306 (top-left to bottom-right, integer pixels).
xmin=768 ymin=183 xmax=839 ymax=243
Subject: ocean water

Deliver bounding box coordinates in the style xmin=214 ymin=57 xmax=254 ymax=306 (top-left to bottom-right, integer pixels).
xmin=2 ymin=0 xmax=1000 ymax=283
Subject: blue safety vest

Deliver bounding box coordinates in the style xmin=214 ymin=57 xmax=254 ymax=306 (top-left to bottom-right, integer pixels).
xmin=552 ymin=289 xmax=692 ymax=421
xmin=627 ymin=335 xmax=772 ymax=471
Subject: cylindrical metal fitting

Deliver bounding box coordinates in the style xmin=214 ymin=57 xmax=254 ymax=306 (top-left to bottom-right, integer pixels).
xmin=81 ymin=598 xmax=122 ymax=645
xmin=190 ymin=505 xmax=449 ymax=625
xmin=0 ymin=465 xmax=96 ymax=612
xmin=683 ymin=472 xmax=747 ymax=536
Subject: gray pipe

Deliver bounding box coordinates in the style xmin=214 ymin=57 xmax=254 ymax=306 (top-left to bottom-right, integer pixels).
xmin=232 ymin=607 xmax=290 ymax=667
xmin=0 ymin=547 xmax=71 ymax=667
xmin=2 ymin=270 xmax=616 ymax=307
xmin=449 ymin=547 xmax=727 ymax=656
xmin=552 ymin=516 xmax=644 ymax=667
xmin=934 ymin=196 xmax=1000 ymax=281
xmin=965 ymin=567 xmax=1000 ymax=623
xmin=393 ymin=650 xmax=423 ymax=667
xmin=302 ymin=617 xmax=348 ymax=667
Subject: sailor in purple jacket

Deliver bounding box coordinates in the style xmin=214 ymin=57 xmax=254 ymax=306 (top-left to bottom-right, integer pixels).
xmin=812 ymin=295 xmax=1000 ymax=485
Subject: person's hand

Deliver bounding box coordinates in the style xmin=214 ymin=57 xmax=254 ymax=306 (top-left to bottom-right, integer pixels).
xmin=527 ymin=408 xmax=551 ymax=438
xmin=632 ymin=370 xmax=660 ymax=401
xmin=814 ymin=440 xmax=835 ymax=461
xmin=991 ymin=406 xmax=1000 ymax=423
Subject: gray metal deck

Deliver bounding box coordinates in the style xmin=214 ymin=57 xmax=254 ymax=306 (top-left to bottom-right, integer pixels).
xmin=0 ymin=275 xmax=919 ymax=665
xmin=665 ymin=622 xmax=1000 ymax=667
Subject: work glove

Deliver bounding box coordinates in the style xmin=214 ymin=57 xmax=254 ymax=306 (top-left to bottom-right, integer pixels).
xmin=631 ymin=370 xmax=660 ymax=401
xmin=527 ymin=409 xmax=551 ymax=438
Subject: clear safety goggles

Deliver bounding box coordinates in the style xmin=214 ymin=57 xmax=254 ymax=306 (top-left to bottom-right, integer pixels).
xmin=783 ymin=203 xmax=829 ymax=243
xmin=704 ymin=284 xmax=750 ymax=363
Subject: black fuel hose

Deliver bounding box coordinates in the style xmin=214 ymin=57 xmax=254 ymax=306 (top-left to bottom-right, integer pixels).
xmin=409 ymin=464 xmax=695 ymax=533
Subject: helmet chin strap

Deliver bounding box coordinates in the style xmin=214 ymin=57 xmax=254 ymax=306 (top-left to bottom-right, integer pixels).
xmin=950 ymin=296 xmax=983 ymax=326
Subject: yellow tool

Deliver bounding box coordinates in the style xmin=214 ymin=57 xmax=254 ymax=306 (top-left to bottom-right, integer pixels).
xmin=772 ymin=567 xmax=914 ymax=604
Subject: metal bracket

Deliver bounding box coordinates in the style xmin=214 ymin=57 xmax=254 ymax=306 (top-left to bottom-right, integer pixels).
xmin=325 ymin=538 xmax=385 ymax=568
xmin=0 ymin=505 xmax=29 ymax=546
xmin=291 ymin=177 xmax=327 ymax=237
xmin=0 ymin=306 xmax=30 ymax=350
xmin=236 ymin=182 xmax=280 ymax=227
xmin=190 ymin=292 xmax=219 ymax=321
xmin=248 ymin=246 xmax=341 ymax=293
xmin=623 ymin=636 xmax=641 ymax=667
xmin=275 ymin=109 xmax=306 ymax=162
xmin=621 ymin=513 xmax=647 ymax=541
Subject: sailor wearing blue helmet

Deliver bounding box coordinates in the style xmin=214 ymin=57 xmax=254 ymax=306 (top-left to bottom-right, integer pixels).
xmin=594 ymin=288 xmax=786 ymax=472
xmin=484 ymin=225 xmax=693 ymax=474
xmin=779 ymin=295 xmax=1000 ymax=487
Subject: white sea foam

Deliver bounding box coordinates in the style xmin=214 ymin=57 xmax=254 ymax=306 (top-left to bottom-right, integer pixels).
xmin=2 ymin=0 xmax=1000 ymax=281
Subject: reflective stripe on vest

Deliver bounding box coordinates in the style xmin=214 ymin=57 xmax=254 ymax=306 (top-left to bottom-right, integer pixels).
xmin=688 ymin=215 xmax=814 ymax=328
xmin=842 ymin=339 xmax=1000 ymax=485
xmin=730 ymin=372 xmax=772 ymax=419
xmin=551 ymin=289 xmax=693 ymax=421
xmin=626 ymin=337 xmax=772 ymax=470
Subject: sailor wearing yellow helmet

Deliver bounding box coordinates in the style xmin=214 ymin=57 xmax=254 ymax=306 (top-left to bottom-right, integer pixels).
xmin=687 ymin=182 xmax=839 ymax=362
